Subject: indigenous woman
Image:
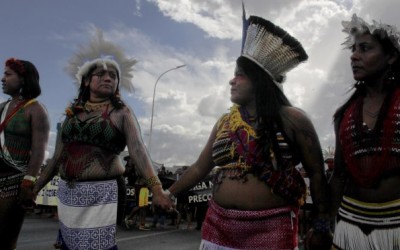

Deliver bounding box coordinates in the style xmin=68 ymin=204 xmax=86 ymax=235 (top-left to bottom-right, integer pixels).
xmin=158 ymin=11 xmax=332 ymax=250
xmin=0 ymin=58 xmax=50 ymax=249
xmin=331 ymin=14 xmax=400 ymax=250
xmin=34 ymin=30 xmax=170 ymax=250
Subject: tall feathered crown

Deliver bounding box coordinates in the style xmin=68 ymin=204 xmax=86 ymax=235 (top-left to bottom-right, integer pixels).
xmin=342 ymin=14 xmax=400 ymax=53
xmin=65 ymin=28 xmax=137 ymax=92
xmin=241 ymin=4 xmax=308 ymax=86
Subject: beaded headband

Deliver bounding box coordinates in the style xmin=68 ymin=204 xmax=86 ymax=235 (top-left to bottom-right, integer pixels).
xmin=5 ymin=58 xmax=25 ymax=76
xmin=65 ymin=28 xmax=137 ymax=92
xmin=342 ymin=14 xmax=400 ymax=53
xmin=241 ymin=4 xmax=308 ymax=89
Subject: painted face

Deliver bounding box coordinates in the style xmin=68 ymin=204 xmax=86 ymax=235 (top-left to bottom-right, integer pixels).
xmin=1 ymin=66 xmax=23 ymax=97
xmin=86 ymin=65 xmax=118 ymax=100
xmin=350 ymin=33 xmax=393 ymax=82
xmin=229 ymin=66 xmax=255 ymax=105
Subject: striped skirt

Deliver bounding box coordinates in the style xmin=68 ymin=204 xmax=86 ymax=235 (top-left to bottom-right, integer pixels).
xmin=57 ymin=179 xmax=119 ymax=250
xmin=200 ymin=199 xmax=299 ymax=250
xmin=333 ymin=196 xmax=400 ymax=250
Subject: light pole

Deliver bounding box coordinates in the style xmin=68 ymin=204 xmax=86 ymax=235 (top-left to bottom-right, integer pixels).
xmin=148 ymin=64 xmax=186 ymax=154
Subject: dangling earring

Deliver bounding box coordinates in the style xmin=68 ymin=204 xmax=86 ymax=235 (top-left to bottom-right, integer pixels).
xmin=19 ymin=87 xmax=23 ymax=100
xmin=115 ymin=89 xmax=120 ymax=99
xmin=384 ymin=64 xmax=396 ymax=86
xmin=388 ymin=64 xmax=396 ymax=81
xmin=355 ymin=81 xmax=365 ymax=89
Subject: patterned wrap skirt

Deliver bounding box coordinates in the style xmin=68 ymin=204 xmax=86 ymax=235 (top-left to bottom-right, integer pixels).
xmin=0 ymin=172 xmax=24 ymax=199
xmin=333 ymin=196 xmax=400 ymax=250
xmin=57 ymin=178 xmax=119 ymax=250
xmin=200 ymin=199 xmax=299 ymax=250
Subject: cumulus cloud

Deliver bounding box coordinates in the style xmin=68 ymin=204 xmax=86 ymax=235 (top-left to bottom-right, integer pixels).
xmin=38 ymin=0 xmax=400 ymax=167
xmin=140 ymin=0 xmax=400 ymax=166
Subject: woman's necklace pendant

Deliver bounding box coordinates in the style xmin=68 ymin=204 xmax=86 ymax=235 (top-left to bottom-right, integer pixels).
xmin=84 ymin=100 xmax=111 ymax=113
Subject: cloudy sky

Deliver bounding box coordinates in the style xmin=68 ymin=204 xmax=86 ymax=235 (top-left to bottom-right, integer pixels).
xmin=1 ymin=0 xmax=399 ymax=167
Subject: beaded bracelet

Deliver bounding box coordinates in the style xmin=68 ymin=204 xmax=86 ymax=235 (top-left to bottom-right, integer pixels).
xmin=145 ymin=175 xmax=162 ymax=188
xmin=313 ymin=218 xmax=331 ymax=233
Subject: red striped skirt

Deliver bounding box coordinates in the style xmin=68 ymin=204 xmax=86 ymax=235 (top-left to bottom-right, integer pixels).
xmin=201 ymin=199 xmax=299 ymax=250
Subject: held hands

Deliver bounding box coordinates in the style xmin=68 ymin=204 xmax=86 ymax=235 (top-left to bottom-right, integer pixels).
xmin=151 ymin=187 xmax=175 ymax=211
xmin=18 ymin=179 xmax=37 ymax=209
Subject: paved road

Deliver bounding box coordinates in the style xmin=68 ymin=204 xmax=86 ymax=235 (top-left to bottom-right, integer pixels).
xmin=18 ymin=213 xmax=307 ymax=250
xmin=18 ymin=213 xmax=202 ymax=250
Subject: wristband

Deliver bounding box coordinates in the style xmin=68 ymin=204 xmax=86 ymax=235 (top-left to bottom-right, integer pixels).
xmin=23 ymin=175 xmax=37 ymax=183
xmin=145 ymin=175 xmax=162 ymax=188
xmin=165 ymin=189 xmax=176 ymax=201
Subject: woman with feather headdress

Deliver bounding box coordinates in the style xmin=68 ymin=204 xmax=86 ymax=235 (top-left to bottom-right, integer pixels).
xmin=33 ymin=29 xmax=170 ymax=250
xmin=160 ymin=5 xmax=332 ymax=250
xmin=331 ymin=14 xmax=400 ymax=250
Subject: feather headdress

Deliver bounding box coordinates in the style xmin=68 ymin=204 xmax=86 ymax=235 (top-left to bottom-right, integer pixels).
xmin=240 ymin=4 xmax=308 ymax=89
xmin=342 ymin=14 xmax=400 ymax=53
xmin=65 ymin=28 xmax=137 ymax=92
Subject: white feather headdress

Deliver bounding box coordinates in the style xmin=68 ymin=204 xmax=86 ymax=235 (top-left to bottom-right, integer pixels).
xmin=342 ymin=14 xmax=400 ymax=53
xmin=65 ymin=28 xmax=137 ymax=92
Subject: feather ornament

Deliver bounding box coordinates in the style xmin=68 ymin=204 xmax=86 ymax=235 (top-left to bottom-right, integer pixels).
xmin=342 ymin=13 xmax=400 ymax=53
xmin=241 ymin=15 xmax=308 ymax=89
xmin=65 ymin=28 xmax=137 ymax=92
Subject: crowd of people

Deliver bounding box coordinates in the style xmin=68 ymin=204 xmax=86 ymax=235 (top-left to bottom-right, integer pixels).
xmin=1 ymin=7 xmax=400 ymax=250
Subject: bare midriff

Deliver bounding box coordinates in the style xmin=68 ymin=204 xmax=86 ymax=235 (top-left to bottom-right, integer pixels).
xmin=212 ymin=174 xmax=289 ymax=210
xmin=60 ymin=156 xmax=125 ymax=181
xmin=344 ymin=174 xmax=400 ymax=203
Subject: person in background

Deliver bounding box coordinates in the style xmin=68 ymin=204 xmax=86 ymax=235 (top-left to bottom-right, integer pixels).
xmin=0 ymin=58 xmax=50 ymax=250
xmin=155 ymin=7 xmax=331 ymax=250
xmin=330 ymin=14 xmax=400 ymax=249
xmin=194 ymin=203 xmax=208 ymax=230
xmin=126 ymin=175 xmax=152 ymax=231
xmin=324 ymin=158 xmax=334 ymax=181
xmin=152 ymin=204 xmax=167 ymax=229
xmin=33 ymin=30 xmax=170 ymax=249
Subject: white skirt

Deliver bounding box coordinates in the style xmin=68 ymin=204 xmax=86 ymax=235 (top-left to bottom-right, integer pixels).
xmin=57 ymin=178 xmax=118 ymax=250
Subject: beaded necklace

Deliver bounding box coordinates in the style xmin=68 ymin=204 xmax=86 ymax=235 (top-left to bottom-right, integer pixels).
xmin=84 ymin=100 xmax=111 ymax=113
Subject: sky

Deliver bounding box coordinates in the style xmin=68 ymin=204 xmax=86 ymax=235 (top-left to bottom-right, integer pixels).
xmin=1 ymin=0 xmax=400 ymax=168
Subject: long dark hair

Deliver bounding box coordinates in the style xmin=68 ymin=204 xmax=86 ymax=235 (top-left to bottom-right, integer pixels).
xmin=5 ymin=58 xmax=41 ymax=99
xmin=334 ymin=32 xmax=400 ymax=124
xmin=236 ymin=56 xmax=292 ymax=166
xmin=69 ymin=64 xmax=126 ymax=113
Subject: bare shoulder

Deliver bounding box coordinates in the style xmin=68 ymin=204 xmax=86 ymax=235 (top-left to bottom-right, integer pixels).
xmin=26 ymin=100 xmax=49 ymax=116
xmin=110 ymin=105 xmax=133 ymax=119
xmin=111 ymin=105 xmax=138 ymax=130
xmin=118 ymin=105 xmax=133 ymax=115
xmin=280 ymin=106 xmax=313 ymax=129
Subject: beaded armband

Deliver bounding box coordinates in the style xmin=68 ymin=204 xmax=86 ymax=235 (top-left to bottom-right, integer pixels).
xmin=313 ymin=218 xmax=331 ymax=233
xmin=145 ymin=175 xmax=162 ymax=188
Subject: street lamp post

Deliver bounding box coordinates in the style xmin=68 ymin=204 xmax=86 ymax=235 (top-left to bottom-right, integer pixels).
xmin=148 ymin=64 xmax=186 ymax=154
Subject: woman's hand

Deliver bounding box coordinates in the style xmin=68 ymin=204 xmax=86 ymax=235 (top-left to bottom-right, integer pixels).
xmin=151 ymin=187 xmax=175 ymax=211
xmin=18 ymin=184 xmax=36 ymax=209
